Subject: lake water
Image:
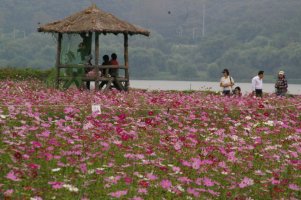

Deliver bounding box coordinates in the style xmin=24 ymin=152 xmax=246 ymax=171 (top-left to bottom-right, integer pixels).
xmin=130 ymin=80 xmax=301 ymax=95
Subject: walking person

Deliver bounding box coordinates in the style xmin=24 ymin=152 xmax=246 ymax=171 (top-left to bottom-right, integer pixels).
xmin=275 ymin=70 xmax=288 ymax=96
xmin=220 ymin=68 xmax=234 ymax=96
xmin=252 ymin=70 xmax=264 ymax=97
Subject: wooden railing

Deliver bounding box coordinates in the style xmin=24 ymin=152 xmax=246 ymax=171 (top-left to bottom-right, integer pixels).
xmin=57 ymin=64 xmax=129 ymax=91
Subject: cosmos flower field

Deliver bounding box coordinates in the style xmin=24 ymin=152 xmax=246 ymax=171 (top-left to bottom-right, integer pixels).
xmin=0 ymin=80 xmax=301 ymax=199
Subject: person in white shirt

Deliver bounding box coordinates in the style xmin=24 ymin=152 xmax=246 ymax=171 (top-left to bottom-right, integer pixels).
xmin=220 ymin=68 xmax=234 ymax=96
xmin=251 ymin=70 xmax=264 ymax=97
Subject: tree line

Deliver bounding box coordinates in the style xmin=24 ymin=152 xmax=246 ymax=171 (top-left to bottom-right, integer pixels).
xmin=1 ymin=0 xmax=301 ymax=83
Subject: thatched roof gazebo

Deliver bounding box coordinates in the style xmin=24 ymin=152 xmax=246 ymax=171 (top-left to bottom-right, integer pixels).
xmin=38 ymin=4 xmax=150 ymax=91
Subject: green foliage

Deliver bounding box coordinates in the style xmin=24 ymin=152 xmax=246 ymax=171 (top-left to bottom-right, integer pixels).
xmin=63 ymin=67 xmax=85 ymax=89
xmin=0 ymin=67 xmax=52 ymax=81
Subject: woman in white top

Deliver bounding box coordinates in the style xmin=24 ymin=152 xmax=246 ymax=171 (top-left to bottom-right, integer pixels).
xmin=220 ymin=68 xmax=234 ymax=96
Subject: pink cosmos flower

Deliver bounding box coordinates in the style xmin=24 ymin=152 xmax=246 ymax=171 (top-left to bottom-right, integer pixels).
xmin=191 ymin=158 xmax=201 ymax=170
xmin=48 ymin=181 xmax=64 ymax=189
xmin=174 ymin=141 xmax=182 ymax=151
xmin=124 ymin=177 xmax=133 ymax=185
xmin=160 ymin=179 xmax=172 ymax=189
xmin=4 ymin=189 xmax=14 ymax=196
xmin=138 ymin=188 xmax=148 ymax=194
xmin=79 ymin=163 xmax=87 ymax=174
xmin=227 ymin=151 xmax=238 ymax=162
xmin=288 ymin=184 xmax=300 ymax=191
xmin=187 ymin=188 xmax=200 ymax=197
xmin=118 ymin=113 xmax=126 ymax=120
xmin=40 ymin=130 xmax=50 ymax=137
xmin=271 ymin=177 xmax=280 ymax=185
xmin=6 ymin=170 xmax=20 ymax=181
xmin=238 ymin=177 xmax=254 ymax=188
xmin=131 ymin=197 xmax=143 ymax=200
xmin=139 ymin=180 xmax=149 ymax=188
xmin=172 ymin=166 xmax=181 ymax=173
xmin=203 ymin=177 xmax=215 ymax=187
xmin=28 ymin=163 xmax=40 ymax=170
xmin=108 ymin=190 xmax=128 ymax=198
xmin=181 ymin=160 xmax=191 ymax=167
xmin=44 ymin=153 xmax=53 ymax=161
xmin=146 ymin=173 xmax=158 ymax=181
xmin=31 ymin=141 xmax=42 ymax=148
xmin=207 ymin=189 xmax=220 ymax=196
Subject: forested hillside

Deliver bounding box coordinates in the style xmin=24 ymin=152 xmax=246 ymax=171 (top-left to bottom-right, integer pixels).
xmin=1 ymin=0 xmax=301 ymax=82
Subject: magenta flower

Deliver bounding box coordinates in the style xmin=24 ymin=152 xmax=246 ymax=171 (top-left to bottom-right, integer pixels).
xmin=31 ymin=141 xmax=42 ymax=148
xmin=118 ymin=113 xmax=126 ymax=120
xmin=124 ymin=177 xmax=133 ymax=185
xmin=28 ymin=163 xmax=40 ymax=170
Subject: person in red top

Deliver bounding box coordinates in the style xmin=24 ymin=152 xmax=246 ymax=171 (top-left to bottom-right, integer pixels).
xmin=109 ymin=53 xmax=119 ymax=77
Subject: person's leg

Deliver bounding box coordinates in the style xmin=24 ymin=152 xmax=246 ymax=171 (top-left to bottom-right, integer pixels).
xmin=223 ymin=90 xmax=230 ymax=96
xmin=256 ymin=89 xmax=263 ymax=97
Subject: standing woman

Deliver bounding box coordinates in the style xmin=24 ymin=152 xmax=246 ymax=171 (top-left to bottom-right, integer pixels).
xmin=220 ymin=69 xmax=235 ymax=96
xmin=275 ymin=70 xmax=288 ymax=96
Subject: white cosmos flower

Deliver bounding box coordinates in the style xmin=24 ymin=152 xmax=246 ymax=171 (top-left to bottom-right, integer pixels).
xmin=176 ymin=185 xmax=185 ymax=192
xmin=0 ymin=115 xmax=7 ymax=119
xmin=51 ymin=168 xmax=61 ymax=172
xmin=244 ymin=127 xmax=251 ymax=131
xmin=264 ymin=120 xmax=274 ymax=126
xmin=63 ymin=184 xmax=79 ymax=192
xmin=234 ymin=122 xmax=241 ymax=127
xmin=231 ymin=135 xmax=239 ymax=141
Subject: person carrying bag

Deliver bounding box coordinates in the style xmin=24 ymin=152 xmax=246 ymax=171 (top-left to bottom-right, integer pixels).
xmin=220 ymin=68 xmax=235 ymax=96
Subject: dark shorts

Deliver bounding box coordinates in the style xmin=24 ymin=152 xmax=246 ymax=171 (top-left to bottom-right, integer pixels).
xmin=255 ymin=89 xmax=263 ymax=97
xmin=223 ymin=90 xmax=231 ymax=96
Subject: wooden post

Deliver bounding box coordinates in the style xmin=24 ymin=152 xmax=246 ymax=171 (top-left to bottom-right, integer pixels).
xmin=95 ymin=32 xmax=100 ymax=90
xmin=124 ymin=33 xmax=129 ymax=91
xmin=55 ymin=33 xmax=62 ymax=89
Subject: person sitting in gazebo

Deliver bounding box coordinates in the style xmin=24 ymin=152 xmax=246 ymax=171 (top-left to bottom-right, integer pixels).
xmin=99 ymin=55 xmax=110 ymax=89
xmin=109 ymin=53 xmax=119 ymax=77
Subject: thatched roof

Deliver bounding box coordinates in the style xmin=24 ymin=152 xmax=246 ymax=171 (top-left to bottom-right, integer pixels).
xmin=37 ymin=5 xmax=150 ymax=36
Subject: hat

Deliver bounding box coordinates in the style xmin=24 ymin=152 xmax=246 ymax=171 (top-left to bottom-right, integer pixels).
xmin=278 ymin=70 xmax=285 ymax=75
